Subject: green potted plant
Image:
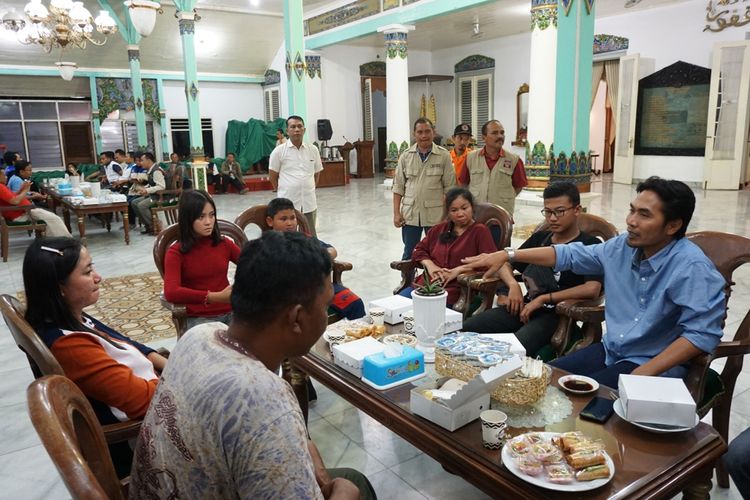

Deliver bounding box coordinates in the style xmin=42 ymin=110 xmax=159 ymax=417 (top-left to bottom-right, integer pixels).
xmin=411 ymin=270 xmax=448 ymax=363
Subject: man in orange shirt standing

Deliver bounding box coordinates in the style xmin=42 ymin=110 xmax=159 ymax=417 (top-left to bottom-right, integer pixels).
xmin=450 ymin=123 xmax=473 ymax=184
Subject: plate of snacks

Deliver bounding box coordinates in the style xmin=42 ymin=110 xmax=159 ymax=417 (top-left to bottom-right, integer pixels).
xmin=381 ymin=333 xmax=417 ymax=347
xmin=502 ymin=431 xmax=614 ymax=491
xmin=324 ymin=320 xmax=386 ymax=344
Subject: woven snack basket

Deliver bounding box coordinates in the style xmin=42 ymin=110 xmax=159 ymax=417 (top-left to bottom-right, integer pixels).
xmin=435 ymin=351 xmax=550 ymax=406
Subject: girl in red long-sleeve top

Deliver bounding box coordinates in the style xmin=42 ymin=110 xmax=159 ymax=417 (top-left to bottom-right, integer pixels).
xmin=23 ymin=237 xmax=168 ymax=478
xmin=163 ymin=190 xmax=241 ymax=331
xmin=400 ymin=187 xmax=497 ymax=307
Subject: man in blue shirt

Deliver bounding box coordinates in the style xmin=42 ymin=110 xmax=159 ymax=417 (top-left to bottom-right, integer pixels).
xmin=463 ymin=177 xmax=725 ymax=388
xmin=7 ymin=160 xmax=47 ymax=206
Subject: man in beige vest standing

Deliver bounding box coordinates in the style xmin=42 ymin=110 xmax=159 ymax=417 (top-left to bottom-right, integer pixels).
xmin=459 ymin=120 xmax=527 ymax=215
xmin=392 ymin=117 xmax=456 ymax=260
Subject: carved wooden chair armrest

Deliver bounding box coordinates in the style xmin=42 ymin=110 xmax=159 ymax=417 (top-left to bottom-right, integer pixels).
xmin=152 ymin=189 xmax=182 ymax=206
xmin=550 ymin=298 xmax=605 ymax=356
xmin=159 ymin=292 xmax=188 ymax=338
xmin=332 ymin=260 xmax=353 ymax=286
xmin=390 ymin=259 xmax=420 ymax=295
xmin=684 ymin=339 xmax=750 ymax=412
xmin=102 ymin=419 xmax=141 ymax=444
xmin=456 ymin=274 xmax=503 ymax=319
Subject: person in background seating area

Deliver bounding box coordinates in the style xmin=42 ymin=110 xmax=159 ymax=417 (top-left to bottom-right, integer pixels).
xmin=3 ymin=151 xmax=21 ymax=179
xmin=130 ymin=152 xmax=165 ymax=235
xmin=89 ymin=151 xmax=122 ymax=187
xmin=461 ymin=181 xmax=603 ymax=358
xmin=65 ymin=162 xmax=79 ymax=177
xmin=163 ymin=190 xmax=240 ymax=330
xmin=218 ymin=152 xmax=248 ymax=194
xmin=0 ymin=168 xmax=71 ymax=236
xmin=168 ymin=152 xmax=192 ymax=190
xmin=129 ymin=231 xmax=374 ymax=500
xmin=276 ymin=128 xmax=287 ymax=146
xmin=7 ymin=160 xmax=47 ymax=206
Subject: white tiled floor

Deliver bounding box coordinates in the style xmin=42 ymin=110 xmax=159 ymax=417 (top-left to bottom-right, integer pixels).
xmin=1 ymin=174 xmax=748 ymax=498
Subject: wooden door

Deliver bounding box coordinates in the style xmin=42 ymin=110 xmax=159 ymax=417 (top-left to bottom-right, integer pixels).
xmin=60 ymin=122 xmax=94 ymax=165
xmin=704 ymin=41 xmax=750 ymax=190
xmin=613 ymin=55 xmax=646 ymax=184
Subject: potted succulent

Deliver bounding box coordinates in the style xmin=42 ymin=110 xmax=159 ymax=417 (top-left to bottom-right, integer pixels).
xmin=411 ymin=271 xmax=448 ymax=362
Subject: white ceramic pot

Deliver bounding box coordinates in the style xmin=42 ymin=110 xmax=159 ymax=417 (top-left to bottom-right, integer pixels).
xmin=410 ymin=290 xmax=447 ymax=362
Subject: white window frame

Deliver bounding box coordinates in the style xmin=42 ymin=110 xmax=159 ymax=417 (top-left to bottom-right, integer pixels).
xmin=264 ymin=86 xmax=280 ymax=121
xmin=455 ymin=70 xmax=494 ymax=146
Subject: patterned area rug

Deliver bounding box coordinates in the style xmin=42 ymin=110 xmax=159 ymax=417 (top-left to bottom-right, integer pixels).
xmin=83 ymin=272 xmax=176 ymax=344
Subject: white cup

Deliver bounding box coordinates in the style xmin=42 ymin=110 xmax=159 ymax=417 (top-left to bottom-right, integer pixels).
xmin=403 ymin=310 xmax=415 ymax=336
xmin=480 ymin=409 xmax=508 ymax=450
xmin=370 ymin=307 xmax=385 ymax=326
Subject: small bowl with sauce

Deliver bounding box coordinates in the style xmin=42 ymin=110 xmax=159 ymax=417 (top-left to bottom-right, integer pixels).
xmin=558 ymin=375 xmax=599 ymax=395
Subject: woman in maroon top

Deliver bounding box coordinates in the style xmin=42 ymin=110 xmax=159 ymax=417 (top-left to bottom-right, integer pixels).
xmin=401 ymin=187 xmax=497 ymax=307
xmin=163 ymin=190 xmax=241 ymax=330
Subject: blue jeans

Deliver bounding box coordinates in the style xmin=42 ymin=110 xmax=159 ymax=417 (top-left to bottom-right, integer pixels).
xmin=725 ymin=427 xmax=750 ymax=497
xmin=549 ymin=343 xmax=638 ymax=390
xmin=401 ymin=224 xmax=429 ymax=260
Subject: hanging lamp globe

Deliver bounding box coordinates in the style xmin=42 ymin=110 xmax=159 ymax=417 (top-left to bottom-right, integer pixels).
xmin=124 ymin=0 xmax=161 ymax=37
xmin=55 ymin=61 xmax=77 ymax=80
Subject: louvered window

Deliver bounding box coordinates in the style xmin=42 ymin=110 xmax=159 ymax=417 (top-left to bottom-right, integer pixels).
xmin=456 ymin=73 xmax=494 ymax=146
xmin=362 ymin=78 xmax=374 ymax=141
xmin=264 ymin=87 xmax=280 ymax=121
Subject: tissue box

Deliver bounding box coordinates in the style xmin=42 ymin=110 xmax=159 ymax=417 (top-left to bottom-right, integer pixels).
xmin=444 ymin=308 xmax=462 ymax=333
xmin=332 ymin=337 xmax=385 ymax=378
xmin=477 ymin=333 xmax=527 ymax=358
xmin=362 ymin=345 xmax=425 ymax=390
xmin=618 ymin=374 xmax=697 ymax=428
xmin=410 ymin=355 xmax=523 ymax=431
xmin=369 ymin=295 xmax=413 ymax=325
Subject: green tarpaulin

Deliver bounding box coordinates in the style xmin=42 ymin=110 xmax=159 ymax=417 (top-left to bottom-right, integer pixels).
xmin=225 ymin=118 xmax=286 ymax=173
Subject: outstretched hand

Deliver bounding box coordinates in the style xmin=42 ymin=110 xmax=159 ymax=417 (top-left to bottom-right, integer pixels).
xmin=462 ymin=251 xmax=509 ymax=279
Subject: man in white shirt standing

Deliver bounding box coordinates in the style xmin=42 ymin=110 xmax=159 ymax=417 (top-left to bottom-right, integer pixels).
xmin=269 ymin=115 xmax=323 ymax=236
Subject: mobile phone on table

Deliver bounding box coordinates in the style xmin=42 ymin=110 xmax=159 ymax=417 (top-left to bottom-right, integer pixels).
xmin=580 ymin=397 xmax=615 ymax=424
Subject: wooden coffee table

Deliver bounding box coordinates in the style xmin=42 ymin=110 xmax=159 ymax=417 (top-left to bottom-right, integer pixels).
xmin=44 ymin=188 xmax=130 ymax=246
xmin=294 ymin=336 xmax=725 ymax=499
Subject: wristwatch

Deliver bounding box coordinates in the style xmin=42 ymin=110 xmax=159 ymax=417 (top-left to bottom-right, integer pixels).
xmin=504 ymin=247 xmax=516 ymax=263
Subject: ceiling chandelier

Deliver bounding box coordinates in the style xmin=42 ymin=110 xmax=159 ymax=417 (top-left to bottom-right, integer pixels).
xmin=2 ymin=0 xmax=118 ymax=52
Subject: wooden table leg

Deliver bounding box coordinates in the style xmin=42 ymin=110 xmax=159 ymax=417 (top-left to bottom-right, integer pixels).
xmin=123 ymin=211 xmax=130 ymax=245
xmin=77 ymin=215 xmax=86 ymax=246
xmin=682 ymin=466 xmax=713 ymax=499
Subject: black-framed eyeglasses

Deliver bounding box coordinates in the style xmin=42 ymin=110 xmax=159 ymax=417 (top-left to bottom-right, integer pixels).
xmin=541 ymin=207 xmax=575 ymax=218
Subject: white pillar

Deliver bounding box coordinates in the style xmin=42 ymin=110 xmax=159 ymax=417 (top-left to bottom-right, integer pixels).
xmin=378 ymin=24 xmax=414 ymax=174
xmin=526 ymin=0 xmax=557 ymax=189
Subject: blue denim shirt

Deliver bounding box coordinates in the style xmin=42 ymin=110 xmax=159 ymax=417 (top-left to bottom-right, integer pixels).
xmin=553 ymin=233 xmax=725 ymax=377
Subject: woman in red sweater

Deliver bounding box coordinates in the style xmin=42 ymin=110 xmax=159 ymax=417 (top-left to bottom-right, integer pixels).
xmin=399 ymin=187 xmax=497 ymax=307
xmin=164 ymin=190 xmax=241 ymax=331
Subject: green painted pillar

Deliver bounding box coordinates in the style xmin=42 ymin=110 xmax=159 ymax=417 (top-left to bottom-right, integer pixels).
xmin=551 ymin=0 xmax=595 ymax=189
xmin=283 ymin=0 xmax=307 ymax=119
xmin=155 ymin=78 xmax=171 ymax=161
xmin=128 ymin=45 xmax=149 ymax=150
xmin=89 ymin=76 xmax=103 ymax=154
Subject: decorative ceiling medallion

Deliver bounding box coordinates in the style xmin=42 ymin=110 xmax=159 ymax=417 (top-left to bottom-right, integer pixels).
xmin=560 ymin=0 xmax=574 ymax=16
xmin=584 ymin=0 xmax=595 ymax=15
xmin=293 ymin=52 xmax=305 ymax=81
xmin=285 ymin=51 xmax=291 ymax=80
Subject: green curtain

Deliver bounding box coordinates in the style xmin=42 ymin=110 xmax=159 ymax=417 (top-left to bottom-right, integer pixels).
xmin=225 ymin=118 xmax=286 ymax=173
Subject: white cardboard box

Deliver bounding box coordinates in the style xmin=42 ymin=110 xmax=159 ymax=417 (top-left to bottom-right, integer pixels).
xmin=444 ymin=308 xmax=462 ymax=334
xmin=369 ymin=295 xmax=413 ymax=325
xmin=618 ymin=374 xmax=697 ymax=428
xmin=332 ymin=337 xmax=385 ymax=378
xmin=410 ymin=355 xmax=523 ymax=431
xmin=478 ymin=333 xmax=527 ymax=358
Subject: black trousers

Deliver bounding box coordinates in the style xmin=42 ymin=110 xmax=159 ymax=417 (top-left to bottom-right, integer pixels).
xmin=462 ymin=306 xmax=560 ymax=358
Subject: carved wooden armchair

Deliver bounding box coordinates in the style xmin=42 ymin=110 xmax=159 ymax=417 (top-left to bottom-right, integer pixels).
xmin=0 ymin=294 xmax=142 ymax=445
xmin=28 ymin=375 xmax=127 ymax=500
xmin=458 ymin=212 xmax=618 ymax=359
xmin=680 ymin=231 xmax=750 ymax=488
xmin=391 ymin=202 xmax=514 ymax=317
xmin=152 ymin=220 xmax=248 ymax=337
xmin=0 ymin=205 xmax=47 ymax=262
xmin=149 ymin=189 xmax=182 ymax=235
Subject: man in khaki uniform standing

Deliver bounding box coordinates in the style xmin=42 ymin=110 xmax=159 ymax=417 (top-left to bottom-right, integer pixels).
xmin=392 ymin=117 xmax=456 ymax=260
xmin=459 ymin=120 xmax=527 ymax=216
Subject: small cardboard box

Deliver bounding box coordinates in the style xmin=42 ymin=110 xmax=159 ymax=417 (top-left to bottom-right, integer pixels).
xmin=478 ymin=333 xmax=527 ymax=358
xmin=369 ymin=295 xmax=413 ymax=325
xmin=332 ymin=337 xmax=385 ymax=378
xmin=618 ymin=374 xmax=697 ymax=428
xmin=410 ymin=355 xmax=523 ymax=431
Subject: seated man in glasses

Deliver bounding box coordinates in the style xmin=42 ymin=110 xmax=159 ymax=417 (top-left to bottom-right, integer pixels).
xmin=462 ymin=181 xmax=602 ymax=358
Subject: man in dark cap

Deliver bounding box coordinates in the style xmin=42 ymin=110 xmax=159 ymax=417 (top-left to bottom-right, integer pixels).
xmin=450 ymin=123 xmax=473 ymax=184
